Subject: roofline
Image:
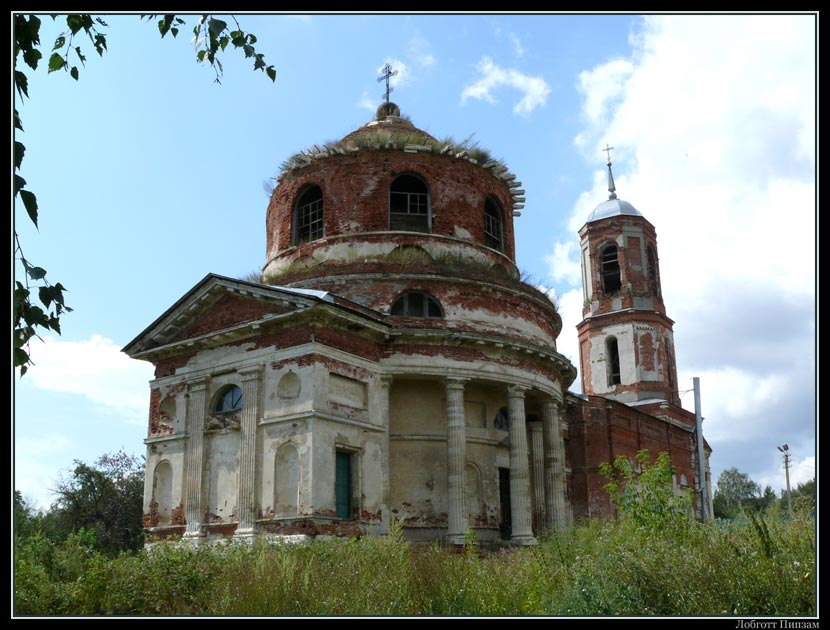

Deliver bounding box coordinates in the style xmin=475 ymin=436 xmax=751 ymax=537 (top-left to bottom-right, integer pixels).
xmin=122 ymin=273 xmax=386 ymax=355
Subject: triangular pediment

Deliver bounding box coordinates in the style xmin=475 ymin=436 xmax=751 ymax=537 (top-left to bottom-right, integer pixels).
xmin=123 ymin=274 xmax=325 ymax=357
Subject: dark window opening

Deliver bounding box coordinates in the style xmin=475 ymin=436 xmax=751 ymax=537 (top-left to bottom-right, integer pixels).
xmin=601 ymin=244 xmax=622 ymax=294
xmin=607 ymin=337 xmax=621 ymax=386
xmin=214 ymin=385 xmax=242 ymax=415
xmin=294 ymin=186 xmax=324 ymax=245
xmin=335 ymin=451 xmax=353 ymax=519
xmin=484 ymin=198 xmax=504 ymax=252
xmin=390 ymin=292 xmax=443 ymax=318
xmin=647 ymin=245 xmax=661 ymax=298
xmin=390 ymin=175 xmax=430 ymax=232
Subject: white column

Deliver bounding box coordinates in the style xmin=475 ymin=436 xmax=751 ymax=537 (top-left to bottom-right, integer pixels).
xmin=507 ymin=384 xmax=536 ymax=545
xmin=542 ymin=398 xmax=569 ymax=530
xmin=235 ymin=366 xmax=262 ymax=538
xmin=529 ymin=421 xmax=546 ymax=534
xmin=445 ymin=377 xmax=468 ymax=545
xmin=183 ymin=378 xmax=208 ymax=539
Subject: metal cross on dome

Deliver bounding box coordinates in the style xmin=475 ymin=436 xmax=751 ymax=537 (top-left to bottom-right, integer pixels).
xmin=603 ymin=144 xmax=614 ymax=164
xmin=378 ymin=63 xmax=398 ymax=103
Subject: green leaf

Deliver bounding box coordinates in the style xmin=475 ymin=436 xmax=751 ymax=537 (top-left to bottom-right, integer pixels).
xmin=20 ymin=190 xmax=39 ymax=227
xmin=23 ymin=48 xmax=42 ymax=70
xmin=94 ymin=34 xmax=107 ymax=56
xmin=14 ymin=70 xmax=29 ymax=99
xmin=243 ymin=44 xmax=255 ymax=58
xmin=28 ymin=266 xmax=47 ymax=281
xmin=207 ymin=18 xmax=227 ymax=37
xmin=75 ymin=46 xmax=86 ymax=64
xmin=14 ymin=174 xmax=26 ymax=195
xmin=14 ymin=141 xmax=25 ymax=170
xmin=171 ymin=27 xmax=179 ymax=38
xmin=66 ymin=15 xmax=82 ymax=35
xmin=96 ymin=17 xmax=108 ymax=27
xmin=14 ymin=108 xmax=23 ymax=131
xmin=15 ymin=348 xmax=29 ymax=371
xmin=70 ymin=66 xmax=79 ymax=81
xmin=48 ymin=52 xmax=65 ymax=73
xmin=39 ymin=286 xmax=54 ymax=309
xmin=158 ymin=15 xmax=174 ymax=37
xmin=219 ymin=35 xmax=229 ymax=51
xmin=266 ymin=66 xmax=276 ymax=82
xmin=53 ymin=35 xmax=66 ymax=50
xmin=196 ymin=49 xmax=207 ymax=63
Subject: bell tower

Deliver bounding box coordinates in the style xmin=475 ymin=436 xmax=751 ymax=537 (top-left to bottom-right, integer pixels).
xmin=576 ymin=150 xmax=679 ymax=404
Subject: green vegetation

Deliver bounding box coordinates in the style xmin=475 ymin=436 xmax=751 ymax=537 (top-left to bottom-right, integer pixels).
xmin=14 ymin=508 xmax=815 ymax=616
xmin=279 ymin=131 xmax=504 ymax=175
xmin=14 ymin=450 xmax=814 ymax=616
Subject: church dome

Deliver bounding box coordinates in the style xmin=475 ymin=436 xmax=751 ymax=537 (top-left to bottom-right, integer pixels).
xmin=586 ymin=198 xmax=643 ymax=223
xmin=585 ymin=153 xmax=644 ymax=223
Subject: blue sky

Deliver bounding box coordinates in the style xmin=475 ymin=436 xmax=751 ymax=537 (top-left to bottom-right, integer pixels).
xmin=13 ymin=13 xmax=816 ymax=509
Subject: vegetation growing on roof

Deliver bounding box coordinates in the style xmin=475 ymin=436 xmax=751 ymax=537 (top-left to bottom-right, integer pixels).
xmin=278 ymin=129 xmax=504 ymax=176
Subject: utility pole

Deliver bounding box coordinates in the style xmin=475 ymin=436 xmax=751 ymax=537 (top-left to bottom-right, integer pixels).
xmin=778 ymin=443 xmax=792 ymax=515
xmin=693 ymin=377 xmax=707 ymax=523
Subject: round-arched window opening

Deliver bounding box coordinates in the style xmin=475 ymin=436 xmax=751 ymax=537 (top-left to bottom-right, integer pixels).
xmin=390 ymin=292 xmax=443 ymax=318
xmin=293 ymin=185 xmax=324 ymax=245
xmin=484 ymin=198 xmax=504 ymax=252
xmin=214 ymin=385 xmax=242 ymax=415
xmin=389 ymin=174 xmax=431 ymax=233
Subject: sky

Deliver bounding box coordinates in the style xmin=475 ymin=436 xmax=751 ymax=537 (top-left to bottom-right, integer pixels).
xmin=13 ymin=13 xmax=816 ymax=510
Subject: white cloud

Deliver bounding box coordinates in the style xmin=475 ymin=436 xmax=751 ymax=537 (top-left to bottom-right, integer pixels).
xmin=510 ymin=32 xmax=525 ymax=58
xmin=15 ymin=434 xmax=74 ymax=510
xmin=356 ymin=90 xmax=378 ymax=113
xmin=549 ymin=14 xmax=815 ymax=483
xmin=25 ymin=334 xmax=154 ymax=425
xmin=407 ymin=35 xmax=436 ymax=67
xmin=544 ymin=240 xmax=582 ymax=286
xmin=461 ymin=56 xmax=551 ymax=115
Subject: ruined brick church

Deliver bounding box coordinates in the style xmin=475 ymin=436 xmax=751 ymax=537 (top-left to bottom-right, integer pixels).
xmin=124 ymin=97 xmax=713 ymax=545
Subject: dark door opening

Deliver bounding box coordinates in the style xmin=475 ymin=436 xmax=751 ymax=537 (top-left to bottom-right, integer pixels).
xmin=335 ymin=451 xmax=352 ymax=519
xmin=498 ymin=467 xmax=511 ymax=540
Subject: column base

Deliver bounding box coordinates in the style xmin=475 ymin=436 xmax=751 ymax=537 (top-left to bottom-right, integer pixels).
xmin=233 ymin=528 xmax=257 ymax=541
xmin=182 ymin=528 xmax=206 ymax=544
xmin=510 ymin=534 xmax=537 ymax=546
xmin=446 ymin=533 xmax=467 ymax=546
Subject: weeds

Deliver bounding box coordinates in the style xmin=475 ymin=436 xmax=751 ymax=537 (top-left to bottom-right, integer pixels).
xmin=14 ymin=511 xmax=815 ymax=616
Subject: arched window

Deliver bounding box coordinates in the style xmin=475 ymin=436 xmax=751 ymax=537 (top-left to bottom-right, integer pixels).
xmin=606 ymin=336 xmax=621 ymax=386
xmin=390 ymin=292 xmax=443 ymax=318
xmin=601 ymin=244 xmax=622 ymax=294
xmin=293 ymin=185 xmax=324 ymax=245
xmin=214 ymin=385 xmax=242 ymax=415
xmin=484 ymin=198 xmax=504 ymax=252
xmin=389 ymin=174 xmax=430 ymax=233
xmin=647 ymin=245 xmax=661 ymax=298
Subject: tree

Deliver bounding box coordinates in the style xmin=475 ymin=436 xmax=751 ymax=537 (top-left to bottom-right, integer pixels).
xmin=783 ymin=477 xmax=816 ymax=514
xmin=13 ymin=14 xmax=276 ymax=375
xmin=713 ymin=467 xmax=761 ymax=518
xmin=45 ymin=450 xmax=145 ymax=555
xmin=600 ymin=449 xmax=692 ymax=530
xmin=13 ymin=490 xmax=40 ymax=540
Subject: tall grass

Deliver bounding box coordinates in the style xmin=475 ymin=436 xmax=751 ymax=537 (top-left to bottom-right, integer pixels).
xmin=14 ymin=512 xmax=815 ymax=617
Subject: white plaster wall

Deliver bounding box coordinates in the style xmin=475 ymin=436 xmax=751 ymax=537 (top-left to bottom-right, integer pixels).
xmin=143 ymin=440 xmax=186 ymax=518
xmin=589 ymin=324 xmax=636 ymax=394
xmin=258 ymin=420 xmax=312 ymax=517
xmin=205 ymin=430 xmax=240 ymax=521
xmin=263 ymin=363 xmax=315 ymax=419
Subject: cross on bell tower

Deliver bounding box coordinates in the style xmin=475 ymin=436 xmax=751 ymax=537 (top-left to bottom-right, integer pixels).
xmin=378 ymin=63 xmax=398 ymax=103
